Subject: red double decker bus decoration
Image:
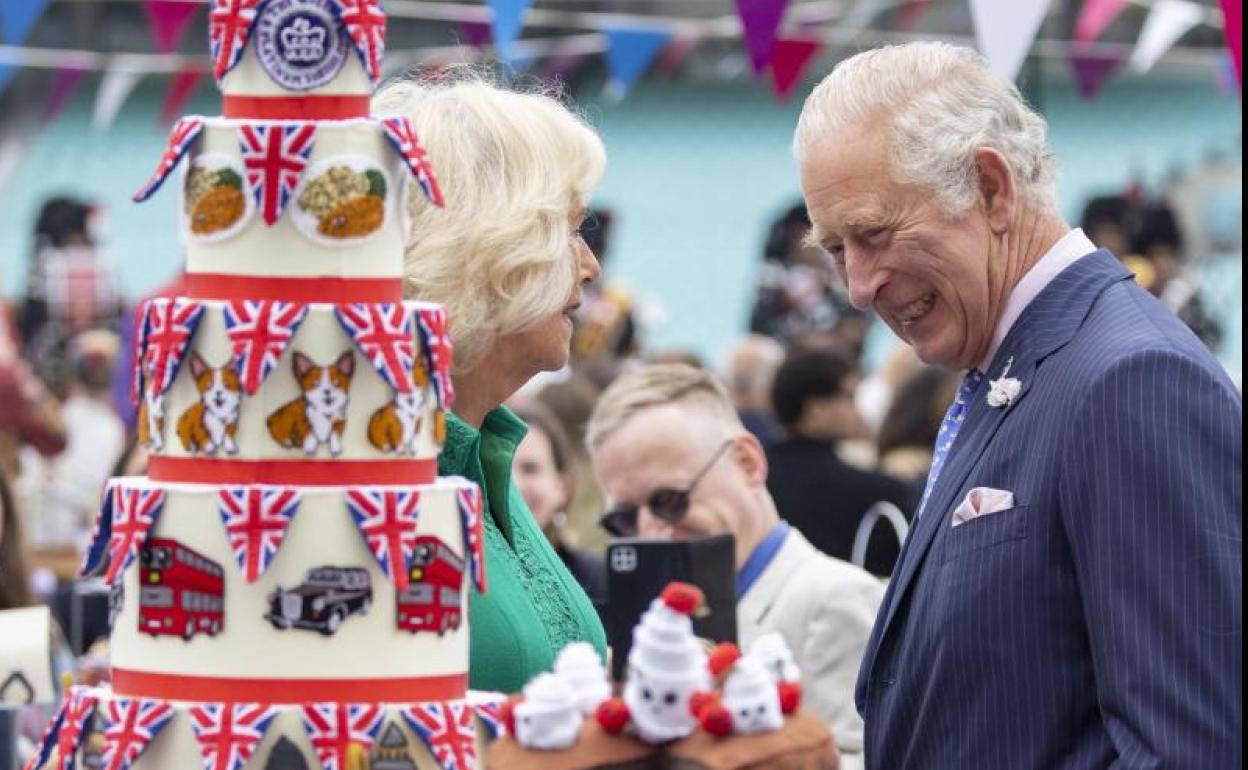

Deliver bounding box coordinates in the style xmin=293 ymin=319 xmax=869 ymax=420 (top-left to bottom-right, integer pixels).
xmin=137 ymin=538 xmax=226 ymax=641
xmin=395 ymin=535 xmax=464 ymax=635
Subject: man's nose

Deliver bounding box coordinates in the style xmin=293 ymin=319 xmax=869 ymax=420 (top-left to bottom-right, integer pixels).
xmin=637 ymin=507 xmax=675 ymax=540
xmin=843 ymin=247 xmax=886 ymax=310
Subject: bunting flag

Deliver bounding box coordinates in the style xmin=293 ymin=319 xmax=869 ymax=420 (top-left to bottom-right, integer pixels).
xmin=141 ymin=296 xmax=205 ymax=398
xmin=160 ymin=66 xmax=205 ymax=125
xmin=43 ymin=67 xmax=89 ymax=121
xmin=414 ymin=305 xmax=454 ymax=409
xmin=332 ymin=0 xmax=386 ymax=83
xmin=969 ymin=0 xmax=1051 ymax=81
xmin=735 ymin=0 xmax=791 ymax=76
xmin=401 ymin=702 xmax=478 ymax=770
xmin=1130 ymin=0 xmax=1204 ymax=73
xmin=238 ymin=122 xmax=317 ymax=225
xmin=769 ymin=37 xmax=822 ymax=101
xmin=487 ymin=0 xmax=534 ymax=63
xmin=379 ymin=117 xmax=444 ymax=206
xmin=1074 ymin=0 xmax=1130 ymax=45
xmin=458 ymin=20 xmax=492 ymax=48
xmin=209 ymin=0 xmax=262 ymax=82
xmin=455 ymin=484 xmax=486 ymax=594
xmin=467 ymin=693 xmax=507 ymax=739
xmin=80 ymin=483 xmax=117 ymax=577
xmin=216 ymin=486 xmax=302 ymax=582
xmin=133 ymin=117 xmax=205 ymax=202
xmin=335 ymin=303 xmax=417 ymax=394
xmin=894 ymin=0 xmax=931 ymax=31
xmin=104 ymin=482 xmax=167 ymax=584
xmin=187 ymin=703 xmax=279 ymax=770
xmin=603 ymin=26 xmax=673 ymax=100
xmin=93 ymin=65 xmax=144 ymax=131
xmin=0 ymin=0 xmax=54 ymax=45
xmin=346 ymin=489 xmax=422 ymax=591
xmin=129 ymin=303 xmax=148 ymax=405
xmin=53 ymin=688 xmax=101 ymax=770
xmin=1218 ymin=0 xmax=1241 ymax=92
xmin=141 ymin=0 xmax=200 ymax=53
xmin=223 ymin=300 xmax=309 ymax=394
xmin=100 ymin=698 xmax=175 ymax=770
xmin=21 ymin=692 xmax=68 ymax=770
xmin=653 ymin=36 xmax=698 ymax=79
xmin=1069 ymin=50 xmax=1124 ymax=98
xmin=301 ymin=703 xmax=385 ymax=770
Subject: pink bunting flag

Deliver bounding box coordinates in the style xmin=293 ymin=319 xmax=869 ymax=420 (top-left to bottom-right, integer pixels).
xmin=1219 ymin=0 xmax=1242 ymax=93
xmin=1075 ymin=0 xmax=1130 ymax=46
xmin=160 ymin=65 xmax=205 ymax=125
xmin=43 ymin=67 xmax=88 ymax=121
xmin=653 ymin=36 xmax=697 ymax=79
xmin=769 ymin=37 xmax=822 ymax=101
xmin=141 ymin=0 xmax=201 ymax=53
xmin=736 ymin=0 xmax=791 ymax=76
xmin=1069 ymin=51 xmax=1124 ymax=99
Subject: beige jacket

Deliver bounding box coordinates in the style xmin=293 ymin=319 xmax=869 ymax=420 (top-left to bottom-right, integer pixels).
xmin=738 ymin=527 xmax=884 ymax=770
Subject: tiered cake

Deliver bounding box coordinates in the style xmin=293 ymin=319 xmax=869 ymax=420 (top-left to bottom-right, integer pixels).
xmin=27 ymin=3 xmax=501 ymax=769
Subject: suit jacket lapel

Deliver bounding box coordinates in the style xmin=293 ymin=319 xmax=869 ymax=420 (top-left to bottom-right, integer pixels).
xmin=739 ymin=529 xmax=813 ymax=629
xmin=871 ymin=249 xmax=1133 ymax=651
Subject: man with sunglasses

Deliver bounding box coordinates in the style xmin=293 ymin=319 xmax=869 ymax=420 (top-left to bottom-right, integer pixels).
xmin=587 ymin=362 xmax=884 ymax=770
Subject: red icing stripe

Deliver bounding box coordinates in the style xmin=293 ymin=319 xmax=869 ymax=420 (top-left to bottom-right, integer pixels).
xmin=112 ymin=669 xmax=467 ymax=703
xmin=222 ymin=94 xmax=371 ymax=120
xmin=149 ymin=456 xmax=436 ymax=486
xmin=184 ymin=273 xmax=403 ymax=303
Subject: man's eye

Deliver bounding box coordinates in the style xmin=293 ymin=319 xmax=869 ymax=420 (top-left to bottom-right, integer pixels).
xmin=863 ymin=227 xmax=888 ymax=244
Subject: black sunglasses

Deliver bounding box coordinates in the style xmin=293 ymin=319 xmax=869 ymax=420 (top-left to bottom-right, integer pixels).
xmin=598 ymin=440 xmax=734 ymax=537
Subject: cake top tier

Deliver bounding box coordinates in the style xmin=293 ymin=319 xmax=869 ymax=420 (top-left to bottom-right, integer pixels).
xmin=212 ymin=0 xmax=385 ymax=121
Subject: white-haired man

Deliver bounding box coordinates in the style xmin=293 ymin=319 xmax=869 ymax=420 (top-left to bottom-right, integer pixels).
xmin=794 ymin=43 xmax=1241 ymax=769
xmin=587 ymin=362 xmax=884 ymax=770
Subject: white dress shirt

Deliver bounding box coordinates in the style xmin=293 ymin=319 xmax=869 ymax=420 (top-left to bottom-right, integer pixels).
xmin=979 ymin=228 xmax=1098 ymax=373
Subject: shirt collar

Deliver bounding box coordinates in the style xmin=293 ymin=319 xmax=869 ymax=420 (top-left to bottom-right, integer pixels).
xmin=979 ymin=228 xmax=1097 ymax=373
xmin=735 ymin=521 xmax=790 ymax=600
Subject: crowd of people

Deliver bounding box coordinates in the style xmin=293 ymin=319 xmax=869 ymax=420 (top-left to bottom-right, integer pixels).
xmin=1 ymin=41 xmax=1241 ymax=770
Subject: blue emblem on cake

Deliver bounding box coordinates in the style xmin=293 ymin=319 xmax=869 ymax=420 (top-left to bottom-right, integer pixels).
xmin=254 ymin=0 xmax=349 ymax=91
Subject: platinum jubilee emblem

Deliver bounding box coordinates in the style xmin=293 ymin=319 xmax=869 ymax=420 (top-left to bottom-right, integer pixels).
xmin=254 ymin=0 xmax=349 ymax=91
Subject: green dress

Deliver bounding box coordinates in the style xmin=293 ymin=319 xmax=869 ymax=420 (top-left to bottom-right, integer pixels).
xmin=438 ymin=407 xmax=608 ymax=694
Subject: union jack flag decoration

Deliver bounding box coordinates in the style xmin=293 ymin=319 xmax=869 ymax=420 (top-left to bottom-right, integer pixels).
xmin=301 ymin=703 xmax=385 ymax=770
xmin=238 ymin=122 xmax=317 ymax=225
xmin=187 ymin=703 xmax=279 ymax=770
xmin=467 ymin=694 xmax=506 ymax=739
xmin=100 ymin=698 xmax=175 ymax=770
xmin=141 ymin=297 xmax=205 ymax=399
xmin=332 ymin=0 xmax=386 ymax=82
xmin=379 ymin=117 xmax=444 ymax=207
xmin=223 ymin=300 xmax=310 ymax=394
xmin=346 ymin=488 xmax=421 ymax=590
xmin=401 ymin=702 xmax=478 ymax=770
xmin=209 ymin=0 xmax=261 ymax=81
xmin=22 ymin=695 xmax=67 ymax=770
xmin=104 ymin=482 xmax=167 ymax=584
xmin=335 ymin=303 xmax=417 ymax=394
xmin=129 ymin=302 xmax=149 ymax=405
xmin=53 ymin=688 xmax=101 ymax=770
xmin=80 ymin=483 xmax=117 ymax=577
xmin=455 ymin=484 xmax=486 ymax=594
xmin=133 ymin=118 xmax=205 ymax=202
xmin=414 ymin=304 xmax=454 ymax=409
xmin=216 ymin=486 xmax=302 ymax=582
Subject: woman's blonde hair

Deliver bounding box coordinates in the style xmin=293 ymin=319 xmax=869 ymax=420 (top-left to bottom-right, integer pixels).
xmin=373 ymin=72 xmax=606 ymax=372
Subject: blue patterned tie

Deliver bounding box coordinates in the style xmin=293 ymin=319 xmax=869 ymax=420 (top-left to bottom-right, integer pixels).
xmin=915 ymin=370 xmax=984 ymax=519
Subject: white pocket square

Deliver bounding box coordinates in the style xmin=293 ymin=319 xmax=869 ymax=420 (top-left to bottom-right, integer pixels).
xmin=951 ymin=487 xmax=1015 ymax=527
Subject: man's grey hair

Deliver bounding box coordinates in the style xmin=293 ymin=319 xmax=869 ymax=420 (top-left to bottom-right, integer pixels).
xmin=793 ymin=42 xmax=1058 ymax=215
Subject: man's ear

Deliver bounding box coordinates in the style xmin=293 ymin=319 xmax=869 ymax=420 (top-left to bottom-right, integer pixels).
xmin=731 ymin=433 xmax=769 ymax=487
xmin=974 ymin=147 xmax=1016 ymax=234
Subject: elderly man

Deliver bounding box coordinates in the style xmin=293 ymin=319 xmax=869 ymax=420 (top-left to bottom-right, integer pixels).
xmin=794 ymin=43 xmax=1242 ymax=769
xmin=587 ymin=363 xmax=883 ymax=770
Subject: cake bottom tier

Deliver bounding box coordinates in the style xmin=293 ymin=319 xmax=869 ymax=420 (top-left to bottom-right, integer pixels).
xmin=30 ymin=684 xmax=503 ymax=770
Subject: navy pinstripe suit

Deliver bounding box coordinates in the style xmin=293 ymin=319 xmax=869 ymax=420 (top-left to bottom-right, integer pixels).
xmin=857 ymin=249 xmax=1242 ymax=769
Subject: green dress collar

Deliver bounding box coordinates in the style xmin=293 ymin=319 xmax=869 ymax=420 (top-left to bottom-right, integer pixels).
xmin=438 ymin=407 xmax=528 ymax=542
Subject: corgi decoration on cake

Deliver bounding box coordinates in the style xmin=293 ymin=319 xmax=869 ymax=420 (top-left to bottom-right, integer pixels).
xmin=137 ymin=387 xmax=166 ymax=451
xmin=367 ymin=355 xmax=430 ymax=455
xmin=267 ymin=350 xmax=355 ymax=457
xmin=176 ymin=352 xmax=242 ymax=455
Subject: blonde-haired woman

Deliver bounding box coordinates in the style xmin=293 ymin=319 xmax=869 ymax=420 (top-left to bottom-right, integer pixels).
xmin=373 ymin=75 xmax=606 ymax=692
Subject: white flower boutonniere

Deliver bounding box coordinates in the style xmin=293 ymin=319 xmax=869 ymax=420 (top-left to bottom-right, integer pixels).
xmin=987 ymin=357 xmax=1022 ymax=409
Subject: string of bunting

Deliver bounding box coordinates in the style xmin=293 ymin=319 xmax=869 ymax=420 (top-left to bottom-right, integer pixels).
xmin=401 ymin=701 xmax=479 ymax=770
xmin=78 ymin=477 xmax=483 ymax=593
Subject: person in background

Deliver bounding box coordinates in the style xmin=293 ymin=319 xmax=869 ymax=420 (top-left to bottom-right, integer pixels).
xmin=766 ymin=346 xmax=916 ymax=577
xmin=587 ymin=363 xmax=883 ymax=770
xmin=511 ymin=403 xmax=607 ymax=605
xmin=0 ymin=316 xmax=66 ymax=481
xmin=874 ymin=365 xmax=963 ymax=490
xmin=18 ymin=330 xmax=125 ymax=577
xmin=375 ymin=73 xmax=607 ymax=693
xmin=723 ymin=334 xmax=786 ymax=446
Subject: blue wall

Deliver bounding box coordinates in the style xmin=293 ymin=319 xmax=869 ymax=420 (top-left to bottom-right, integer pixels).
xmin=1 ymin=67 xmax=1240 ymax=366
